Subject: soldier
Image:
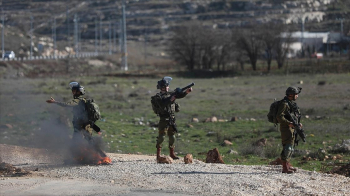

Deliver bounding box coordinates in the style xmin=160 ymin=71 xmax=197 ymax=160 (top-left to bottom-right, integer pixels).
xmin=276 ymin=86 xmax=303 ymax=174
xmin=151 ymin=77 xmax=192 ymax=162
xmin=46 ymin=82 xmax=98 ymax=148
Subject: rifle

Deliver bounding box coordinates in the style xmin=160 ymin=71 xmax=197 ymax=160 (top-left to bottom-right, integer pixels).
xmin=165 ymin=83 xmax=194 ymax=133
xmin=172 ymin=82 xmax=195 ymax=97
xmin=92 ymin=123 xmax=101 ymax=133
xmin=287 ymin=112 xmax=306 ymax=147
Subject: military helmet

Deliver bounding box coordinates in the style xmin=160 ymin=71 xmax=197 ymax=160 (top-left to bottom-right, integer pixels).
xmin=69 ymin=82 xmax=85 ymax=95
xmin=286 ymin=86 xmax=302 ymax=95
xmin=157 ymin=76 xmax=172 ymax=89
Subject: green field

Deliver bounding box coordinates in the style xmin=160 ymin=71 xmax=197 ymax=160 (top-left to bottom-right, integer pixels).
xmin=0 ymin=72 xmax=349 ymax=172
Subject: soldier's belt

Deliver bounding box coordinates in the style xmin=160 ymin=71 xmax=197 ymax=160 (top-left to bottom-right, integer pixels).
xmin=159 ymin=114 xmax=175 ymax=118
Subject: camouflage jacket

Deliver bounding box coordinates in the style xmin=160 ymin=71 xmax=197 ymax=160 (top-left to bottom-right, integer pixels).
xmin=156 ymin=90 xmax=187 ymax=118
xmin=276 ymin=97 xmax=301 ymax=129
xmin=55 ymin=95 xmax=88 ymax=127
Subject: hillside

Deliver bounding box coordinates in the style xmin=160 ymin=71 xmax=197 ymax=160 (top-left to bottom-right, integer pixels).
xmin=1 ymin=0 xmax=349 ymax=60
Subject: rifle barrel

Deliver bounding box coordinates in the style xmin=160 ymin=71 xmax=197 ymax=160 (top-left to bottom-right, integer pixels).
xmin=181 ymin=83 xmax=195 ymax=91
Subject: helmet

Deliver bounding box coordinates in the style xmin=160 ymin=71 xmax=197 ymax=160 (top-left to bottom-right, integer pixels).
xmin=69 ymin=82 xmax=85 ymax=95
xmin=157 ymin=76 xmax=172 ymax=89
xmin=286 ymin=86 xmax=302 ymax=95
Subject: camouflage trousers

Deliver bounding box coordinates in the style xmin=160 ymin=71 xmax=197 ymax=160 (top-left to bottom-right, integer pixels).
xmin=280 ymin=127 xmax=295 ymax=161
xmin=72 ymin=124 xmax=93 ymax=143
xmin=156 ymin=119 xmax=176 ymax=149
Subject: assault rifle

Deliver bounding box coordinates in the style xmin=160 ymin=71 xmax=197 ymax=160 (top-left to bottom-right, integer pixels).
xmin=287 ymin=112 xmax=306 ymax=147
xmin=172 ymin=82 xmax=195 ymax=97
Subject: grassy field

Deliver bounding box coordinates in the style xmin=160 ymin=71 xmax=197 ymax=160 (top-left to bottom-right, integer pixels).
xmin=0 ymin=71 xmax=349 ymax=172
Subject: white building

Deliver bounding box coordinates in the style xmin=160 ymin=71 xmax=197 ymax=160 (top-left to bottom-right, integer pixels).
xmin=282 ymin=31 xmax=343 ymax=58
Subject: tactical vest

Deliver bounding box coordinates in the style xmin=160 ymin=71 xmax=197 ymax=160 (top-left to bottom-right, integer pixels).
xmin=283 ymin=98 xmax=301 ymax=123
xmin=151 ymin=92 xmax=179 ymax=117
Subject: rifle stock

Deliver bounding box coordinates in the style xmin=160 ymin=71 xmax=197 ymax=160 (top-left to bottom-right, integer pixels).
xmin=287 ymin=113 xmax=306 ymax=146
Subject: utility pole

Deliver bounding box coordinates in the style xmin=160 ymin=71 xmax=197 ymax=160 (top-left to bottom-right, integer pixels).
xmin=74 ymin=14 xmax=78 ymax=56
xmin=121 ymin=0 xmax=128 ymax=71
xmin=30 ymin=13 xmax=33 ymax=60
xmin=109 ymin=21 xmax=112 ymax=55
xmin=52 ymin=17 xmax=56 ymax=58
xmin=66 ymin=6 xmax=70 ymax=49
xmin=99 ymin=17 xmax=102 ymax=53
xmin=337 ymin=18 xmax=344 ymax=35
xmin=301 ymin=17 xmax=305 ymax=57
xmin=113 ymin=22 xmax=117 ymax=52
xmin=78 ymin=21 xmax=81 ymax=54
xmin=2 ymin=9 xmax=4 ymax=58
xmin=144 ymin=28 xmax=147 ymax=61
xmin=119 ymin=19 xmax=122 ymax=52
xmin=95 ymin=18 xmax=98 ymax=54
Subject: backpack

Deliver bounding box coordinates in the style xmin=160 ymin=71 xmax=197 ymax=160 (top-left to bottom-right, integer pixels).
xmin=151 ymin=94 xmax=163 ymax=115
xmin=267 ymin=99 xmax=283 ymax=124
xmin=81 ymin=98 xmax=101 ymax=123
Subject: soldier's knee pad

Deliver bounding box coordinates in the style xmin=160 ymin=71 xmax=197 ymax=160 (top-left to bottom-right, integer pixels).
xmin=282 ymin=144 xmax=293 ymax=159
xmin=156 ymin=135 xmax=165 ymax=146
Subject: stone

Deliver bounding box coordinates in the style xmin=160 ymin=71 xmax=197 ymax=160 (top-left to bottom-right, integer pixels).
xmin=157 ymin=156 xmax=173 ymax=164
xmin=184 ymin=154 xmax=193 ymax=164
xmin=223 ymin=140 xmax=233 ymax=146
xmin=211 ymin=116 xmax=218 ymax=122
xmin=205 ymin=148 xmax=225 ymax=164
xmin=227 ymin=149 xmax=238 ymax=155
xmin=230 ymin=117 xmax=238 ymax=122
xmin=192 ymin=118 xmax=199 ymax=123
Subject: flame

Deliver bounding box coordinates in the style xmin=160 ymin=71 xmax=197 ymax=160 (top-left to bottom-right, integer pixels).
xmin=72 ymin=145 xmax=112 ymax=165
xmin=97 ymin=156 xmax=112 ymax=165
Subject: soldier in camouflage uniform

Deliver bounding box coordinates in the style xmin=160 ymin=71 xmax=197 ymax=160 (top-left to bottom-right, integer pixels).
xmin=153 ymin=77 xmax=192 ymax=162
xmin=276 ymin=86 xmax=303 ymax=174
xmin=46 ymin=82 xmax=95 ymax=144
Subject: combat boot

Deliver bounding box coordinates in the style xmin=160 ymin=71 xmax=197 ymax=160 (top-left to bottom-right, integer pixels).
xmin=282 ymin=161 xmax=294 ymax=174
xmin=169 ymin=147 xmax=179 ymax=160
xmin=287 ymin=162 xmax=297 ymax=172
xmin=156 ymin=148 xmax=161 ymax=162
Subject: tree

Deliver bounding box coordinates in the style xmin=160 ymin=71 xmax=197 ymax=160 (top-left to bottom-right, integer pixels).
xmin=274 ymin=30 xmax=294 ymax=69
xmin=214 ymin=30 xmax=234 ymax=71
xmin=169 ymin=23 xmax=202 ymax=71
xmin=235 ymin=27 xmax=263 ymax=71
xmin=198 ymin=28 xmax=216 ymax=70
xmin=259 ymin=23 xmax=290 ymax=71
xmin=169 ymin=23 xmax=233 ymax=71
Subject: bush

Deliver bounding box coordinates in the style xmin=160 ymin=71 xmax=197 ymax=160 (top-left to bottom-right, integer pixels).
xmin=239 ymin=143 xmax=264 ymax=157
xmin=264 ymin=144 xmax=280 ymax=159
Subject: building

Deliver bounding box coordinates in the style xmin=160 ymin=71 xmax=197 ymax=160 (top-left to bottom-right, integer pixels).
xmin=282 ymin=31 xmax=347 ymax=58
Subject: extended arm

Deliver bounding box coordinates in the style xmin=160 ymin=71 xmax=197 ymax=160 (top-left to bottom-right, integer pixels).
xmin=46 ymin=97 xmax=79 ymax=107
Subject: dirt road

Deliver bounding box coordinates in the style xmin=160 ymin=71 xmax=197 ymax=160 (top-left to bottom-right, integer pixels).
xmin=0 ymin=144 xmax=349 ymax=196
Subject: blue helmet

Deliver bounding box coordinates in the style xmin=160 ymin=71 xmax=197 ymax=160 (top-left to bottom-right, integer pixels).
xmin=69 ymin=82 xmax=85 ymax=95
xmin=157 ymin=76 xmax=172 ymax=89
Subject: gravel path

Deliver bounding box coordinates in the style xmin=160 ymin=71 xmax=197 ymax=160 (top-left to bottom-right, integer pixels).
xmin=1 ymin=149 xmax=349 ymax=196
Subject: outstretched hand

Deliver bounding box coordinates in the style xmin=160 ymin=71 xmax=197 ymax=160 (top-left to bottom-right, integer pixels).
xmin=186 ymin=87 xmax=193 ymax=93
xmin=46 ymin=97 xmax=56 ymax=103
xmin=170 ymin=95 xmax=176 ymax=102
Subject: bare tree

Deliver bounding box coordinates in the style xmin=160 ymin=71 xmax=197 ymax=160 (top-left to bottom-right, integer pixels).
xmin=169 ymin=23 xmax=203 ymax=71
xmin=259 ymin=22 xmax=285 ymax=71
xmin=235 ymin=27 xmax=263 ymax=71
xmin=215 ymin=30 xmax=233 ymax=71
xmin=198 ymin=28 xmax=216 ymax=70
xmin=274 ymin=30 xmax=294 ymax=69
